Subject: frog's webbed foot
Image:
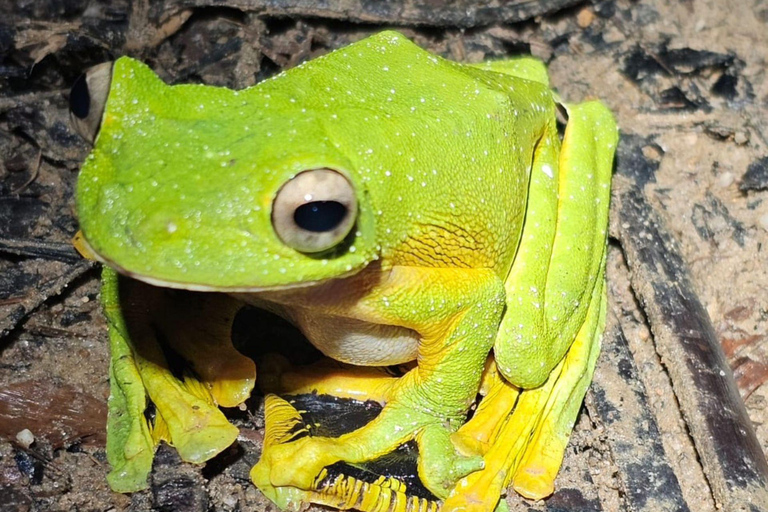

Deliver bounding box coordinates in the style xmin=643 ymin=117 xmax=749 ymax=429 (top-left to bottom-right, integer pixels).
xmin=445 ymin=281 xmax=605 ymax=511
xmin=251 ymin=393 xmax=482 ymax=511
xmin=252 ymin=392 xmax=484 ymax=495
xmin=251 ymin=395 xmax=442 ymax=512
xmin=255 ymin=355 xmax=478 ymax=509
xmin=102 ymin=270 xmax=255 ymax=491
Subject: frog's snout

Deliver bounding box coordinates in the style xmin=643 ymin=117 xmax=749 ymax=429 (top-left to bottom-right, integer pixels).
xmin=70 ymin=61 xmax=114 ymax=144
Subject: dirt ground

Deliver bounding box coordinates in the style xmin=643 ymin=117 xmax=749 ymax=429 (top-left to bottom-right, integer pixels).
xmin=2 ymin=0 xmax=768 ymax=511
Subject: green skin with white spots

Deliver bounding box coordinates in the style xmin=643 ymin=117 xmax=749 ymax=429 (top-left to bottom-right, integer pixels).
xmin=77 ymin=31 xmax=617 ymax=510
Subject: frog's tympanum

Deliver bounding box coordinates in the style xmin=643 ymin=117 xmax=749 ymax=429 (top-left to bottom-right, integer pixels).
xmin=70 ymin=31 xmax=617 ymax=512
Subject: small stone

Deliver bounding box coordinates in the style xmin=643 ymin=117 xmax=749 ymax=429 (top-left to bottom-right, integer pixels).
xmin=641 ymin=144 xmax=663 ymax=161
xmin=16 ymin=429 xmax=34 ymax=449
xmin=759 ymin=214 xmax=768 ymax=230
xmin=577 ymin=7 xmax=595 ymax=28
xmin=717 ymin=172 xmax=735 ymax=188
xmin=573 ymin=41 xmax=595 ymax=54
xmin=705 ymin=125 xmax=734 ymax=140
xmin=734 ymin=131 xmax=749 ymax=145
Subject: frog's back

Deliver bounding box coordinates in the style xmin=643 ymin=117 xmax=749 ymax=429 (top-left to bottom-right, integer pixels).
xmin=253 ymin=31 xmax=558 ymax=273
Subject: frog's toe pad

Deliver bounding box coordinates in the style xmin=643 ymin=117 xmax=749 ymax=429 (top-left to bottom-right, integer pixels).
xmin=512 ymin=465 xmax=556 ymax=500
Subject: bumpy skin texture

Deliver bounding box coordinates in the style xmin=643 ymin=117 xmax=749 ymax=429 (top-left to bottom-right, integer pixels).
xmin=77 ymin=32 xmax=617 ymax=512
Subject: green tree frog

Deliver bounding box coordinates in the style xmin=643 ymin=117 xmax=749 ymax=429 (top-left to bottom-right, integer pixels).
xmin=70 ymin=31 xmax=616 ymax=512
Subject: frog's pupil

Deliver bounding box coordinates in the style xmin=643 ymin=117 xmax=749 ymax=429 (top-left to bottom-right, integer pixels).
xmin=70 ymin=74 xmax=91 ymax=119
xmin=294 ymin=201 xmax=347 ymax=232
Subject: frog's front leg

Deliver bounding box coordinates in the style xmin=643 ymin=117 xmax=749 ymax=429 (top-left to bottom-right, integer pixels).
xmin=252 ymin=266 xmax=506 ymax=504
xmin=102 ymin=270 xmax=256 ymax=492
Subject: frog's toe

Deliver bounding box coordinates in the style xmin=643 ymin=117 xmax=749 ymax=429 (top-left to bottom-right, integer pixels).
xmin=416 ymin=423 xmax=485 ymax=498
xmin=443 ymin=490 xmax=501 ymax=512
xmin=252 ymin=395 xmax=338 ymax=492
xmin=250 ymin=459 xmax=311 ymax=511
xmin=512 ymin=462 xmax=556 ymax=499
xmin=441 ymin=455 xmax=507 ymax=512
xmin=453 ymin=453 xmax=485 ymax=480
xmin=261 ymin=436 xmax=334 ymax=489
xmin=420 ymin=453 xmax=484 ymax=499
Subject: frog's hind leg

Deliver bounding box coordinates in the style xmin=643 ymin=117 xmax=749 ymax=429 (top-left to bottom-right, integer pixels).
xmin=510 ymin=279 xmax=605 ymax=497
xmin=496 ymin=98 xmax=615 ymax=387
xmin=496 ymin=100 xmax=614 ymax=497
xmin=444 ymin=100 xmax=616 ymax=510
xmin=445 ymin=279 xmax=605 ymax=511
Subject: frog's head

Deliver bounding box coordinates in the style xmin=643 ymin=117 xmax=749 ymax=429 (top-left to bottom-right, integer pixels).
xmin=70 ymin=56 xmax=379 ymax=291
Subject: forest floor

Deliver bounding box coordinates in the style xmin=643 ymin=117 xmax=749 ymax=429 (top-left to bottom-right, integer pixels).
xmin=1 ymin=0 xmax=767 ymax=510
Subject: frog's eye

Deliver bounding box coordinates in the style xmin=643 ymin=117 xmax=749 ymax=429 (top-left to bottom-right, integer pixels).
xmin=272 ymin=169 xmax=358 ymax=254
xmin=69 ymin=62 xmax=113 ymax=144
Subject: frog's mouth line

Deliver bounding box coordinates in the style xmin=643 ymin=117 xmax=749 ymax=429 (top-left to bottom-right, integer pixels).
xmin=78 ymin=236 xmax=369 ymax=293
xmin=121 ymin=266 xmax=365 ymax=293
